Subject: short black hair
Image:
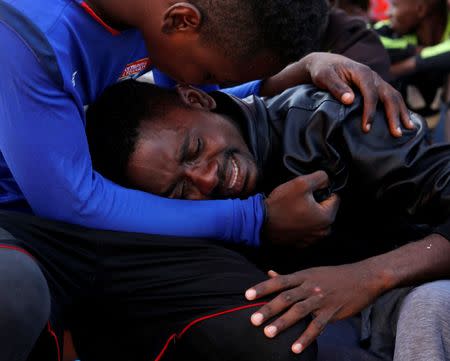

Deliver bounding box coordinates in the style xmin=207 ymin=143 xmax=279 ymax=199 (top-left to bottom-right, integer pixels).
xmin=434 ymin=0 xmax=448 ymax=12
xmin=331 ymin=0 xmax=369 ymax=11
xmin=86 ymin=80 xmax=181 ymax=186
xmin=189 ymin=0 xmax=329 ymax=65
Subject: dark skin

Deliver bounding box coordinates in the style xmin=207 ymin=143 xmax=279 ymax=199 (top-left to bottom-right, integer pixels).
xmin=127 ymin=86 xmax=339 ymax=243
xmin=87 ymin=0 xmax=413 ymax=135
xmin=246 ymin=235 xmax=450 ymax=354
xmin=123 ymin=86 xmax=450 ymax=355
xmin=388 ymin=0 xmax=448 ymax=78
xmin=84 ymin=0 xmax=412 ymax=243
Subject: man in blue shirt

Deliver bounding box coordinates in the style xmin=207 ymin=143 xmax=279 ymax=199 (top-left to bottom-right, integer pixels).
xmin=0 ymin=0 xmax=413 ymax=360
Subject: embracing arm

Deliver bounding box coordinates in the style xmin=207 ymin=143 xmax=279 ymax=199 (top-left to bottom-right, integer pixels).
xmin=156 ymin=53 xmax=413 ymax=137
xmin=0 ymin=23 xmax=264 ymax=246
xmin=259 ymin=53 xmax=413 ymax=137
xmin=0 ymin=23 xmax=340 ymax=246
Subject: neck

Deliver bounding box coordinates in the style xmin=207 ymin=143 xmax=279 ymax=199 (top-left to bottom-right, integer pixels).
xmin=417 ymin=9 xmax=447 ymax=46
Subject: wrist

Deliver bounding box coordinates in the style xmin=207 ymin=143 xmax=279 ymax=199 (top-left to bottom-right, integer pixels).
xmin=260 ymin=195 xmax=271 ymax=242
xmin=358 ymin=257 xmax=397 ymax=295
xmin=297 ymin=54 xmax=313 ymax=81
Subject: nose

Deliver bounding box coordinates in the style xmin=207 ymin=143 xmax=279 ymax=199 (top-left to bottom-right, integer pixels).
xmin=185 ymin=160 xmax=219 ymax=197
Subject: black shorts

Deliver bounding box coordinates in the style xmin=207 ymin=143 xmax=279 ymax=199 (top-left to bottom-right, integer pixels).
xmin=0 ymin=210 xmax=315 ymax=361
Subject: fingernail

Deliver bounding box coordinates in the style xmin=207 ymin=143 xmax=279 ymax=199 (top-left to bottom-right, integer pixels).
xmin=396 ymin=126 xmax=402 ymax=135
xmin=366 ymin=123 xmax=371 ymax=131
xmin=251 ymin=313 xmax=264 ymax=326
xmin=265 ymin=325 xmax=278 ymax=338
xmin=245 ymin=289 xmax=257 ymax=300
xmin=292 ymin=343 xmax=303 ymax=354
xmin=342 ymin=92 xmax=352 ymax=103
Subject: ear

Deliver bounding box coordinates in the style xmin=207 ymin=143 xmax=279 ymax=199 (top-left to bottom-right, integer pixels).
xmin=162 ymin=2 xmax=202 ymax=34
xmin=416 ymin=0 xmax=429 ymax=18
xmin=176 ymin=85 xmax=217 ymax=110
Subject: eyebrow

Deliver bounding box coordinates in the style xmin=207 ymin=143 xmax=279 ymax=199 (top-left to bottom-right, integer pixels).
xmin=161 ymin=129 xmax=191 ymax=198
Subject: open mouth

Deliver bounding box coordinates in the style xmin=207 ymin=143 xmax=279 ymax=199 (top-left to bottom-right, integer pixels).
xmin=220 ymin=154 xmax=248 ymax=198
xmin=229 ymin=158 xmax=239 ymax=189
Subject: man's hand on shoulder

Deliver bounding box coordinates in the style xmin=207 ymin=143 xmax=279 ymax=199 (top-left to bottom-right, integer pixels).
xmin=260 ymin=52 xmax=414 ymax=137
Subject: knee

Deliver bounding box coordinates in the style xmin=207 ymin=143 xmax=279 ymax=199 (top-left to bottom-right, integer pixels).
xmin=401 ymin=281 xmax=450 ymax=322
xmin=0 ymin=250 xmax=51 ymax=331
xmin=179 ymin=308 xmax=317 ymax=361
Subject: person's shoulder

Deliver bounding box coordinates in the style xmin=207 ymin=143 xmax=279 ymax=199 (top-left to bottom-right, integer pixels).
xmin=324 ymin=8 xmax=377 ymax=53
xmin=0 ymin=0 xmax=73 ymax=34
xmin=264 ymin=85 xmax=343 ymax=114
xmin=373 ymin=19 xmax=395 ymax=36
xmin=0 ymin=0 xmax=73 ymax=88
xmin=328 ymin=7 xmax=368 ymax=30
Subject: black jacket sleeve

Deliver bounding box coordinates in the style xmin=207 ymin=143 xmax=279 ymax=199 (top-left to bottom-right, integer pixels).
xmin=268 ymin=86 xmax=450 ymax=240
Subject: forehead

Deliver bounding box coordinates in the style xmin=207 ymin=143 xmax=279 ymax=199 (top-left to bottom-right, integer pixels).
xmin=126 ymin=122 xmax=186 ymax=193
xmin=204 ymin=48 xmax=284 ymax=84
xmin=235 ymin=54 xmax=283 ymax=83
xmin=145 ymin=106 xmax=214 ymax=132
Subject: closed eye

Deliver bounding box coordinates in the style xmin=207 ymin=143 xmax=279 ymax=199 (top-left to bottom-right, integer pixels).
xmin=185 ymin=138 xmax=203 ymax=163
xmin=171 ymin=179 xmax=187 ymax=199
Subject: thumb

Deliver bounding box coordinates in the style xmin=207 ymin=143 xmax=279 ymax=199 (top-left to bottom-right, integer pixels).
xmin=268 ymin=270 xmax=279 ymax=278
xmin=320 ymin=193 xmax=340 ymax=220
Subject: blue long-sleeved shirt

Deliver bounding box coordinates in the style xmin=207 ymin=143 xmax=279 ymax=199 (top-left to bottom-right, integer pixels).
xmin=152 ymin=68 xmax=263 ymax=98
xmin=0 ymin=0 xmax=265 ymax=246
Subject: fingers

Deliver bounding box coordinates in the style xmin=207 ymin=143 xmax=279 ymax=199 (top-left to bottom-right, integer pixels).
xmin=263 ymin=294 xmax=324 ymax=339
xmin=379 ymin=84 xmax=404 ymax=137
xmin=356 ymin=70 xmax=379 ymax=133
xmin=400 ymin=104 xmax=414 ymax=130
xmin=246 ymin=273 xmax=299 ymax=301
xmin=300 ymin=170 xmax=330 ymax=192
xmin=379 ymin=84 xmax=414 ymax=134
xmin=291 ymin=312 xmax=333 ymax=354
xmin=319 ymin=70 xmax=355 ymax=105
xmin=249 ymin=285 xmax=309 ymax=327
xmin=364 ymin=72 xmax=414 ymax=137
xmin=319 ymin=193 xmax=340 ymax=222
xmin=268 ymin=270 xmax=279 ymax=278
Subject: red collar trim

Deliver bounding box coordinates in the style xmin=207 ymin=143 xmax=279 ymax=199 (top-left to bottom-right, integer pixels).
xmin=80 ymin=1 xmax=120 ymax=36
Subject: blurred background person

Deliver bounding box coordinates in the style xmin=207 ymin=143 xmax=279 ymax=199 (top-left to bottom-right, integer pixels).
xmin=375 ymin=0 xmax=450 ymax=141
xmin=329 ymin=0 xmax=391 ymax=23
xmin=370 ymin=0 xmax=391 ymax=22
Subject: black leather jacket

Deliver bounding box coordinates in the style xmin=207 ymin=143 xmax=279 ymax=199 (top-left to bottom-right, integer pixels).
xmin=213 ymin=86 xmax=450 ymax=264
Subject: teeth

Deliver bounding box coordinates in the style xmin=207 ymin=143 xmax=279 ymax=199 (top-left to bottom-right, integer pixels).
xmin=230 ymin=158 xmax=239 ymax=189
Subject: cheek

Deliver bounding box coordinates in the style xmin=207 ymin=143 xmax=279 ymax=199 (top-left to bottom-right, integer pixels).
xmin=176 ymin=62 xmax=206 ymax=85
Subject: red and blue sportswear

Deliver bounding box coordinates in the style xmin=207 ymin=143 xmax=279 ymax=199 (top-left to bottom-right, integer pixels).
xmin=0 ymin=0 xmax=265 ymax=246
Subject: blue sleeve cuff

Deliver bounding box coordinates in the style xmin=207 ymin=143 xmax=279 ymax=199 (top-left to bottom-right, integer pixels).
xmin=220 ymin=80 xmax=263 ymax=98
xmin=225 ymin=194 xmax=265 ymax=247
